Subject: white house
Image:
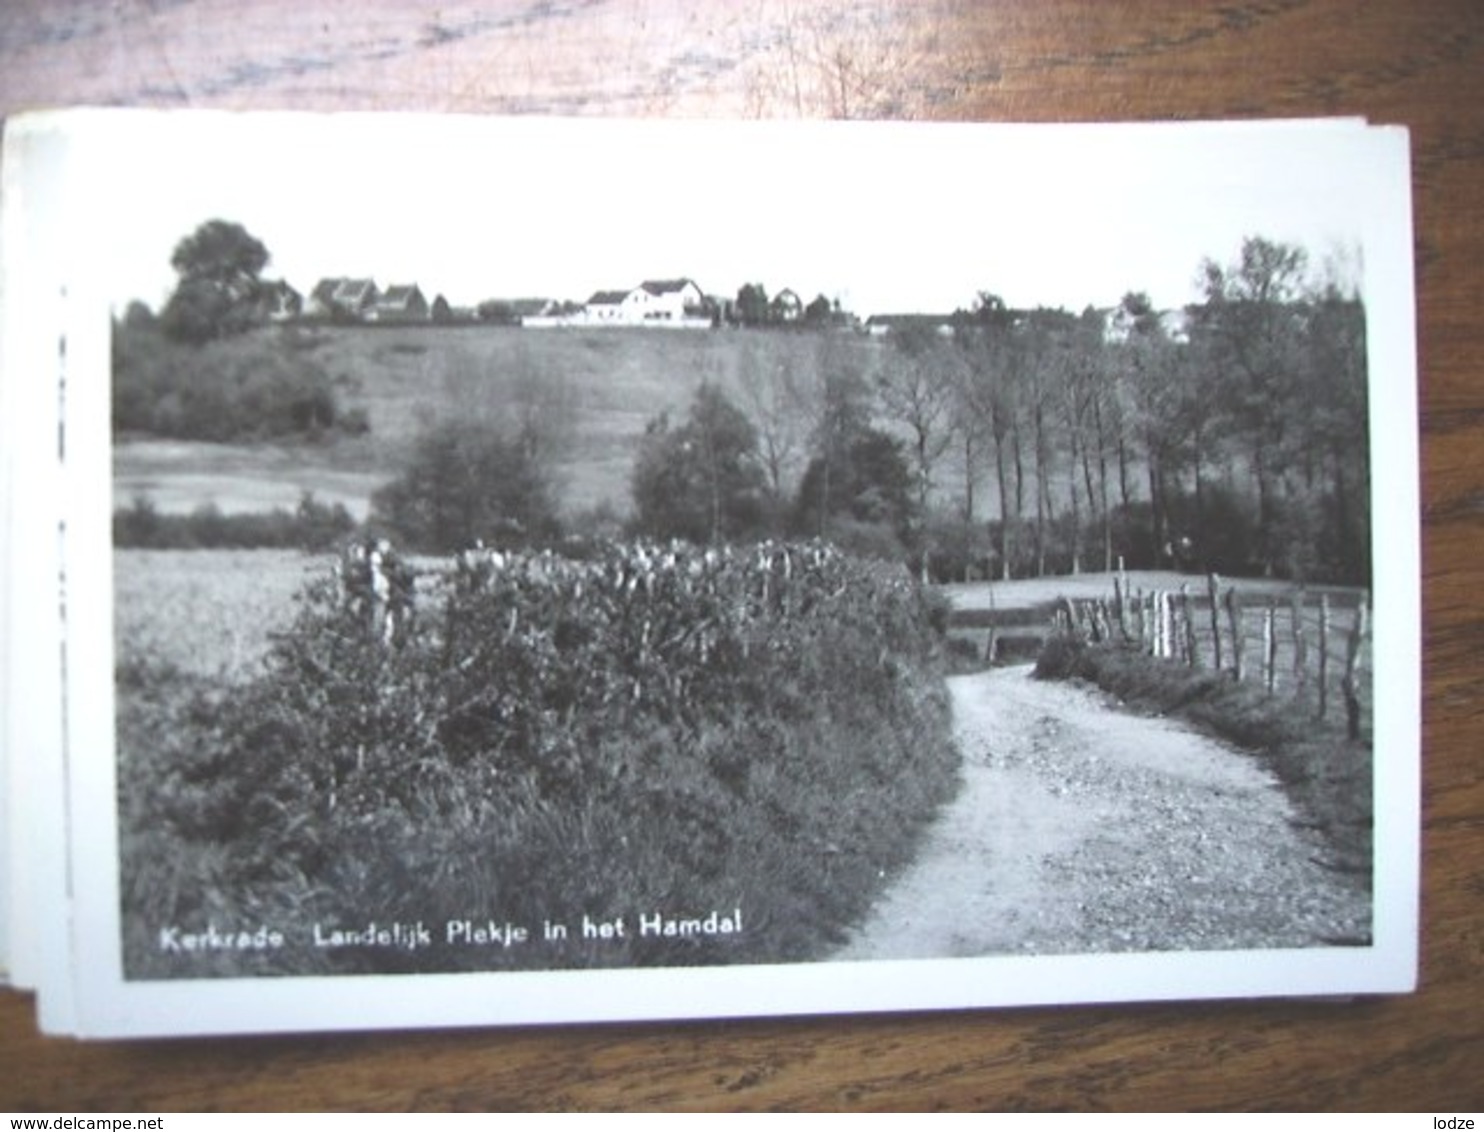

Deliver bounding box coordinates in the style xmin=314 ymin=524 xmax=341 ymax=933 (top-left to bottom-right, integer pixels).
xmin=580 ymin=278 xmax=712 ymax=327
xmin=367 ymin=284 xmax=429 ymax=323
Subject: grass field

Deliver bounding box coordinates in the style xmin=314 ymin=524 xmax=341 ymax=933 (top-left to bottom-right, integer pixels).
xmin=114 ymin=324 xmax=872 ymax=521
xmin=941 ymin=570 xmax=1367 ymax=614
xmin=114 ymin=548 xmax=327 ymax=681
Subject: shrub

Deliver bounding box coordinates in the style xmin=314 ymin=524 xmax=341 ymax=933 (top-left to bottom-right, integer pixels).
xmin=1032 ymin=633 xmax=1088 ymax=681
xmin=117 ymin=540 xmax=961 ymax=976
xmin=370 ymin=421 xmax=562 ymax=553
xmin=630 ymin=384 xmax=768 ymax=545
xmin=113 ymin=320 xmax=358 ymax=442
xmin=794 ymin=428 xmax=914 ymax=546
xmin=113 ymin=493 xmax=356 ymax=551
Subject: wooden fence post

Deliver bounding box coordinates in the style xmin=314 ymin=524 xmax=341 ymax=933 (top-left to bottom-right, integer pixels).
xmin=1225 ymin=586 xmax=1244 ymax=682
xmin=1165 ymin=590 xmax=1176 ymax=660
xmin=1291 ymin=588 xmax=1309 ymax=698
xmin=1151 ymin=587 xmax=1163 ymax=658
xmin=1118 ymin=556 xmax=1128 ymax=618
xmin=1207 ymin=572 xmax=1223 ymax=673
xmin=1172 ymin=587 xmax=1184 ymax=664
xmin=1181 ymin=583 xmax=1198 ymax=667
xmin=1316 ymin=595 xmax=1331 ymax=721
xmin=1342 ymin=596 xmax=1370 ymax=740
xmin=1263 ymin=602 xmax=1278 ymax=694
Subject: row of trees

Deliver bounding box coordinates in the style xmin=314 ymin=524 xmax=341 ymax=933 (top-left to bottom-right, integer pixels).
xmin=935 ymin=239 xmax=1368 ymax=584
xmin=625 ymin=236 xmax=1370 ymax=586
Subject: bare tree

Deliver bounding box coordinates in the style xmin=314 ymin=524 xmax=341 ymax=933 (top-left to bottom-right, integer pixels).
xmin=734 ymin=336 xmax=808 ymax=522
xmin=875 ymin=323 xmax=962 ymax=517
xmin=739 ymin=2 xmax=948 ymax=119
xmin=957 ymin=294 xmax=1025 ymax=579
xmin=792 ymin=332 xmax=875 ymax=540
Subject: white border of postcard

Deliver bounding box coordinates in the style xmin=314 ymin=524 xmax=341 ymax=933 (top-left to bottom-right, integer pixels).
xmin=3 ymin=111 xmax=1417 ymax=1037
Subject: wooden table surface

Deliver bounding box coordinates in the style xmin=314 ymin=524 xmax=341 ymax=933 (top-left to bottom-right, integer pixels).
xmin=2 ymin=0 xmax=1480 ymax=1112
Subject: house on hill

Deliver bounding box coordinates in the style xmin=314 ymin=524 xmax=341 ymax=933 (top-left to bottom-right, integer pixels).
xmin=583 ymin=289 xmax=635 ymax=322
xmin=477 ymin=298 xmax=580 ymax=326
xmin=770 ymin=288 xmax=804 ymax=323
xmin=369 ymin=284 xmax=429 ymax=323
xmin=307 ymin=277 xmax=380 ymax=321
xmin=637 ymin=278 xmax=709 ymax=322
xmin=580 ymin=278 xmax=712 ymax=327
xmin=509 ymin=298 xmax=562 ymax=321
xmin=513 ymin=298 xmax=585 ymax=326
xmin=261 ymin=280 xmax=302 ymax=321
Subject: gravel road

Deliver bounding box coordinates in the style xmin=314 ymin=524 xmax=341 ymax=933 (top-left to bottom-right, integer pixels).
xmin=834 ymin=665 xmax=1372 ymax=960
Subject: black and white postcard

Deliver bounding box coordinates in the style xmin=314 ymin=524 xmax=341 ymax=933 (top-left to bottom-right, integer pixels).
xmin=0 ymin=111 xmax=1418 ymax=1037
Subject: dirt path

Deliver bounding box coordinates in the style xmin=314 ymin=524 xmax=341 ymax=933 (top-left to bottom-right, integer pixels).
xmin=834 ymin=666 xmax=1371 ymax=960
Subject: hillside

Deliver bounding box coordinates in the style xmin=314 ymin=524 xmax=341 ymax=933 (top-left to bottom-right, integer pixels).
xmin=114 ymin=323 xmax=877 ymax=521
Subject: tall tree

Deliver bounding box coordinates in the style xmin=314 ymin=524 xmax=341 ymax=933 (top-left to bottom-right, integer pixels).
xmin=1060 ymin=306 xmax=1116 ymax=572
xmin=1303 ymin=285 xmax=1369 ymax=581
xmin=371 ymin=420 xmax=562 ymax=553
xmin=160 ymin=220 xmax=272 ymax=344
xmin=794 ymin=428 xmax=914 ymax=546
xmin=735 ymin=283 xmax=771 ymax=328
xmin=1017 ymin=307 xmax=1081 ymax=577
xmin=804 ymin=293 xmax=835 ymax=326
xmin=1192 ymin=237 xmax=1311 ymax=576
xmin=631 ymin=383 xmax=767 ymax=544
xmin=734 ymin=337 xmax=807 ymax=523
xmin=795 ymin=333 xmax=875 ymax=540
xmin=1112 ymin=290 xmax=1185 ymax=568
xmin=875 ymin=322 xmax=961 ymax=519
xmin=957 ymin=294 xmax=1025 ymax=579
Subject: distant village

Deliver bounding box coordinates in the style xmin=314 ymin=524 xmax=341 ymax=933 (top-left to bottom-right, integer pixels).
xmin=259 ymin=274 xmax=968 ymax=337
xmin=254 ymin=273 xmax=1192 ymax=344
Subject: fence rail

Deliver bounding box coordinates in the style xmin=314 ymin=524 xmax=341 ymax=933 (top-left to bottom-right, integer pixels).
xmin=1054 ymin=571 xmax=1371 ymax=738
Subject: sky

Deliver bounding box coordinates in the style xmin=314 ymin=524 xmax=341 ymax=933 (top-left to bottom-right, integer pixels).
xmin=29 ymin=111 xmax=1390 ymax=319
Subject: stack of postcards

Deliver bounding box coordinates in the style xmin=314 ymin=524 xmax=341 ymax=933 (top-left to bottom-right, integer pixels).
xmin=0 ymin=111 xmax=1420 ymax=1038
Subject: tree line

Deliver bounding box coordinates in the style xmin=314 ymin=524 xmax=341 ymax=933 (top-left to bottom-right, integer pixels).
xmin=614 ymin=234 xmax=1369 ymax=587
xmin=119 ymin=220 xmax=1370 ymax=586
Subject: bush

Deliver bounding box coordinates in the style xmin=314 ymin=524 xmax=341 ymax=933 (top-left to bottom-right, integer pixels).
xmin=118 ymin=540 xmax=961 ymax=976
xmin=113 ymin=321 xmax=358 ymax=442
xmin=630 ymin=385 xmax=768 ymax=545
xmin=1032 ymin=633 xmax=1088 ymax=681
xmin=370 ymin=421 xmax=562 ymax=553
xmin=794 ymin=429 xmax=914 ymax=545
xmin=912 ymin=507 xmax=996 ymax=584
xmin=113 ymin=493 xmax=356 ymax=551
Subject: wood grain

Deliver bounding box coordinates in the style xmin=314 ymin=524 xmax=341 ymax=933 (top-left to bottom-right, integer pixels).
xmin=3 ymin=0 xmax=1481 ymax=1111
